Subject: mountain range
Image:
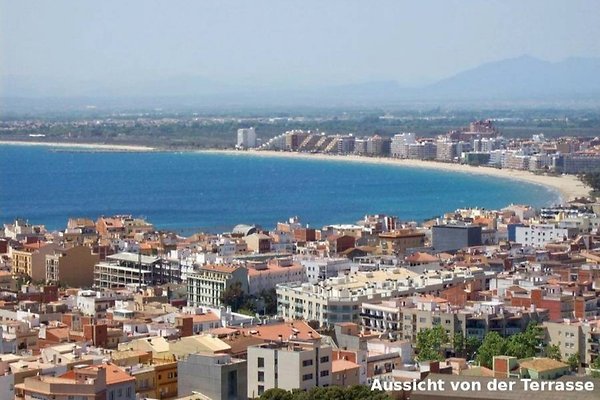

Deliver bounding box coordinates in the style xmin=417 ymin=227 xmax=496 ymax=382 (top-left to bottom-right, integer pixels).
xmin=2 ymin=56 xmax=600 ymax=108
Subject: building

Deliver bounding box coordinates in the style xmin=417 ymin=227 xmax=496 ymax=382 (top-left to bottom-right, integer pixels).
xmin=247 ymin=341 xmax=332 ymax=397
xmin=277 ymin=267 xmax=495 ymax=327
xmin=432 ymin=225 xmax=482 ymax=252
xmin=514 ymin=224 xmax=572 ymax=247
xmin=178 ymin=353 xmax=247 ymax=400
xmin=15 ymin=363 xmax=136 ymax=400
xmin=12 ymin=242 xmax=59 ymax=281
xmin=45 ymin=245 xmax=100 ymax=287
xmin=94 ymin=252 xmax=179 ymax=288
xmin=300 ymin=257 xmax=354 ymax=283
xmin=237 ymin=127 xmax=257 ymax=148
xmin=246 ymin=258 xmax=305 ymax=295
xmin=187 ymin=265 xmax=249 ymax=307
xmin=378 ymin=229 xmax=426 ymax=256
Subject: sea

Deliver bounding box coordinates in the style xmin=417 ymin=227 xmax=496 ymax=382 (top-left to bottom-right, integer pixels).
xmin=0 ymin=145 xmax=560 ymax=234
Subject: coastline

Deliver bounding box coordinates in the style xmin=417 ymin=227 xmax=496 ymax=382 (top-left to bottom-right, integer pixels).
xmin=0 ymin=140 xmax=156 ymax=152
xmin=0 ymin=140 xmax=590 ymax=203
xmin=198 ymin=149 xmax=590 ymax=203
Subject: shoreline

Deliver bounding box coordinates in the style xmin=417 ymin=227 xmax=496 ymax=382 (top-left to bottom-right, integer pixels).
xmin=198 ymin=149 xmax=590 ymax=203
xmin=0 ymin=140 xmax=156 ymax=152
xmin=0 ymin=140 xmax=590 ymax=203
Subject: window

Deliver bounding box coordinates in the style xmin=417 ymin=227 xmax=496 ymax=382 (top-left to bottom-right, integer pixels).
xmin=320 ymin=356 xmax=329 ymax=363
xmin=118 ymin=388 xmax=122 ymax=397
xmin=320 ymin=370 xmax=329 ymax=377
xmin=302 ymin=373 xmax=313 ymax=381
xmin=126 ymin=387 xmax=132 ymax=398
xmin=257 ymin=357 xmax=264 ymax=368
xmin=302 ymin=359 xmax=313 ymax=367
xmin=258 ymin=371 xmax=264 ymax=382
xmin=258 ymin=385 xmax=265 ymax=396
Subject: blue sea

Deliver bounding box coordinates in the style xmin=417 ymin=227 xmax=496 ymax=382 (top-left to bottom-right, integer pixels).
xmin=0 ymin=145 xmax=560 ymax=234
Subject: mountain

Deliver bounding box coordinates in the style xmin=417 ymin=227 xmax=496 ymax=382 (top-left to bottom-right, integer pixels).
xmin=2 ymin=56 xmax=600 ymax=109
xmin=417 ymin=55 xmax=600 ymax=100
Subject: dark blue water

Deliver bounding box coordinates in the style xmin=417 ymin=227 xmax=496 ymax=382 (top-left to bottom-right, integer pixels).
xmin=0 ymin=145 xmax=559 ymax=233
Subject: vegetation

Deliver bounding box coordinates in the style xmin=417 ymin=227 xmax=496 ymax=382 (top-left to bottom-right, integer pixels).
xmin=219 ymin=285 xmax=278 ymax=315
xmin=544 ymin=344 xmax=562 ymax=361
xmin=567 ymin=353 xmax=580 ymax=371
xmin=453 ymin=332 xmax=481 ymax=360
xmin=416 ymin=325 xmax=449 ymax=361
xmin=476 ymin=323 xmax=544 ymax=368
xmin=590 ymin=356 xmax=600 ymax=378
xmin=259 ymin=385 xmax=390 ymax=400
xmin=579 ymin=171 xmax=600 ymax=192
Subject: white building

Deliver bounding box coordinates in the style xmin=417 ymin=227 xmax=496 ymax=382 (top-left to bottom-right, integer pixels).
xmin=237 ymin=127 xmax=257 ymax=148
xmin=514 ymin=224 xmax=570 ymax=247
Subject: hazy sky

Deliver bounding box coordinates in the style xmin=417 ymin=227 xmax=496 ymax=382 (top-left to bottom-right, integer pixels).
xmin=2 ymin=0 xmax=600 ymax=88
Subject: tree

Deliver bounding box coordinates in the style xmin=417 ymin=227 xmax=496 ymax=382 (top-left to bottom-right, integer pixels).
xmin=579 ymin=171 xmax=600 ymax=192
xmin=465 ymin=336 xmax=482 ymax=361
xmin=567 ymin=353 xmax=580 ymax=371
xmin=545 ymin=345 xmax=562 ymax=361
xmin=476 ymin=332 xmax=507 ymax=368
xmin=453 ymin=332 xmax=465 ymax=357
xmin=416 ymin=325 xmax=449 ymax=362
xmin=219 ymin=281 xmax=247 ymax=311
xmin=590 ymin=356 xmax=600 ymax=378
xmin=259 ymin=385 xmax=390 ymax=400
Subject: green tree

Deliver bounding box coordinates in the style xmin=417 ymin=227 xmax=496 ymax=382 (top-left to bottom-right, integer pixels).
xmin=465 ymin=336 xmax=482 ymax=361
xmin=453 ymin=332 xmax=465 ymax=357
xmin=505 ymin=323 xmax=543 ymax=359
xmin=219 ymin=281 xmax=247 ymax=311
xmin=545 ymin=344 xmax=562 ymax=361
xmin=579 ymin=171 xmax=600 ymax=192
xmin=567 ymin=353 xmax=580 ymax=371
xmin=476 ymin=332 xmax=507 ymax=368
xmin=590 ymin=356 xmax=600 ymax=378
xmin=416 ymin=325 xmax=449 ymax=362
xmin=260 ymin=388 xmax=292 ymax=400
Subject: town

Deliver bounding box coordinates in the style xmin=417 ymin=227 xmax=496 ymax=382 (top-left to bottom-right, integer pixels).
xmin=1 ymin=196 xmax=600 ymax=399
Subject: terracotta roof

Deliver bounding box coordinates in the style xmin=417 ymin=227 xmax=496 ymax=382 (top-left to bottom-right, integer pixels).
xmin=190 ymin=312 xmax=220 ymax=323
xmin=331 ymin=358 xmax=359 ymax=373
xmin=199 ymin=264 xmax=242 ymax=274
xmin=406 ymin=252 xmax=438 ymax=263
xmin=237 ymin=321 xmax=320 ymax=342
xmin=61 ymin=363 xmax=135 ymax=385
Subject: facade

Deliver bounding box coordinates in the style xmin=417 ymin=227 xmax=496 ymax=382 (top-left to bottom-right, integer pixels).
xmin=187 ymin=265 xmax=249 ymax=307
xmin=431 ymin=225 xmax=482 ymax=252
xmin=378 ymin=229 xmax=426 ymax=255
xmin=247 ymin=341 xmax=332 ymax=397
xmin=94 ymin=252 xmax=179 ymax=288
xmin=300 ymin=257 xmax=354 ymax=283
xmin=514 ymin=224 xmax=571 ymax=247
xmin=178 ymin=353 xmax=247 ymax=400
xmin=277 ymin=267 xmax=494 ymax=327
xmin=12 ymin=242 xmax=58 ymax=281
xmin=246 ymin=258 xmax=305 ymax=295
xmin=45 ymin=245 xmax=100 ymax=287
xmin=237 ymin=127 xmax=257 ymax=148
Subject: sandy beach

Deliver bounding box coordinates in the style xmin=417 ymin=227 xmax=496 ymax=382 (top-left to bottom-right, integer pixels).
xmin=0 ymin=140 xmax=156 ymax=152
xmin=1 ymin=140 xmax=590 ymax=202
xmin=199 ymin=149 xmax=591 ymax=203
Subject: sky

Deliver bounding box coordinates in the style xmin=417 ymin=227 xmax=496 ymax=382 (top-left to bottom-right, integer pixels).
xmin=1 ymin=0 xmax=600 ymax=92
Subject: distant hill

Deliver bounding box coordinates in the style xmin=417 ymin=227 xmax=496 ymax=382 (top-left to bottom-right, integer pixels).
xmin=417 ymin=55 xmax=600 ymax=100
xmin=2 ymin=56 xmax=600 ymax=110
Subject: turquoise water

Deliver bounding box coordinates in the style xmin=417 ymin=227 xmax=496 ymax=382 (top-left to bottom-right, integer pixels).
xmin=0 ymin=145 xmax=559 ymax=233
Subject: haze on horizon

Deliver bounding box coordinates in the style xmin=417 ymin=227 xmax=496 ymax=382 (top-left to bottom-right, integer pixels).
xmin=1 ymin=0 xmax=600 ymax=99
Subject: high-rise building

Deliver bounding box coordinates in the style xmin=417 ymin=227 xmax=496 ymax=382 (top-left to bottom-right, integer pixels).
xmin=237 ymin=127 xmax=257 ymax=148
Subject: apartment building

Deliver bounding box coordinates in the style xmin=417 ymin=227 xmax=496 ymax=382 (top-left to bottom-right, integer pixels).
xmin=361 ymin=296 xmax=548 ymax=342
xmin=544 ymin=318 xmax=600 ymax=367
xmin=378 ymin=229 xmax=426 ymax=256
xmin=187 ymin=265 xmax=249 ymax=307
xmin=300 ymin=257 xmax=355 ymax=283
xmin=246 ymin=258 xmax=305 ymax=294
xmin=178 ymin=353 xmax=247 ymax=400
xmin=277 ymin=267 xmax=495 ymax=327
xmin=247 ymin=341 xmax=332 ymax=397
xmin=431 ymin=225 xmax=482 ymax=252
xmin=45 ymin=245 xmax=100 ymax=287
xmin=12 ymin=242 xmax=59 ymax=281
xmin=514 ymin=224 xmax=572 ymax=247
